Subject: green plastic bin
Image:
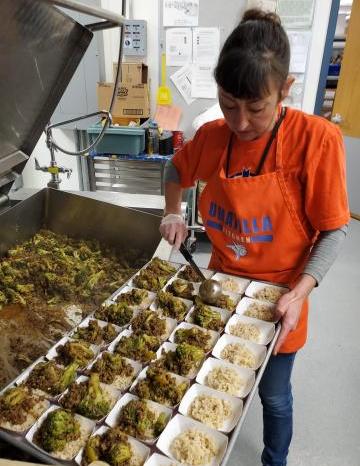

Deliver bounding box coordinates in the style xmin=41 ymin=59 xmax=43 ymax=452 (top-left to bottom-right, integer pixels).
xmin=87 ymin=124 xmax=145 ymax=155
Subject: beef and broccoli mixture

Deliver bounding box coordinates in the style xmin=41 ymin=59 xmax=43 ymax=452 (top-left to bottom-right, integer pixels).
xmin=133 ymin=366 xmax=188 ymax=407
xmin=155 ymin=290 xmax=188 ymax=321
xmin=87 ymin=352 xmax=135 ymax=389
xmin=174 ymin=326 xmax=213 ymax=352
xmin=155 ymin=343 xmax=204 ymax=377
xmin=115 ymin=334 xmax=160 ymax=363
xmin=95 ymin=302 xmax=134 ymax=327
xmin=116 ymin=398 xmax=168 ymax=440
xmin=24 ymin=360 xmax=78 ymax=397
xmin=166 ymin=279 xmax=195 ymax=300
xmin=60 ymin=373 xmax=113 ymax=420
xmin=82 ymin=427 xmax=136 ymax=466
xmin=131 ymin=310 xmax=168 ymax=338
xmin=55 ymin=340 xmax=95 ymax=369
xmin=72 ymin=320 xmax=118 ymax=345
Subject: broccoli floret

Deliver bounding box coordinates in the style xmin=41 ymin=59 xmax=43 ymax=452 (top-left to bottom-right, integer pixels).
xmin=77 ymin=373 xmax=111 ymax=420
xmin=38 ymin=409 xmax=80 ymax=453
xmin=106 ymin=443 xmax=132 ymax=466
xmin=57 ymin=362 xmax=78 ymax=393
xmin=83 ymin=435 xmax=101 ymax=464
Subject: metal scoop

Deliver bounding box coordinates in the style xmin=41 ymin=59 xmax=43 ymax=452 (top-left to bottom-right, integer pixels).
xmin=179 ymin=243 xmax=222 ymax=304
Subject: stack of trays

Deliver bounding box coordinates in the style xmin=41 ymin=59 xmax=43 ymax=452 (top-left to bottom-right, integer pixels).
xmin=0 ymin=257 xmax=287 ymax=466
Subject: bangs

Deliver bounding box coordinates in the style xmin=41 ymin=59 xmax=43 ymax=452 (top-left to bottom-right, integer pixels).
xmin=215 ymin=49 xmax=272 ymax=100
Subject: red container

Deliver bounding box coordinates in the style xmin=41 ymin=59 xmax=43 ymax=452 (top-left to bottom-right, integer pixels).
xmin=172 ymin=130 xmax=184 ymax=153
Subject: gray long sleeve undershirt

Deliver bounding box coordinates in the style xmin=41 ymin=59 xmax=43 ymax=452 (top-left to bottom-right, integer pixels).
xmin=164 ymin=159 xmax=348 ymax=284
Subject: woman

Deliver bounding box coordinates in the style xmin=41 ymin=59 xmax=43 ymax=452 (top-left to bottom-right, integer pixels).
xmin=160 ymin=9 xmax=349 ymax=466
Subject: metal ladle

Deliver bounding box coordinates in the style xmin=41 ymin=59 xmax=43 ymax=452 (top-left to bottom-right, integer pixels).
xmin=179 ymin=243 xmax=222 ymax=304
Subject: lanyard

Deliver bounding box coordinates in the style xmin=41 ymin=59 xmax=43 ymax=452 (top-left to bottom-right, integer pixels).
xmin=225 ymin=106 xmax=287 ymax=178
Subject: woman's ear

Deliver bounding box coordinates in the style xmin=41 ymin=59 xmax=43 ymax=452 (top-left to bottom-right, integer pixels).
xmin=280 ymin=75 xmax=295 ymax=101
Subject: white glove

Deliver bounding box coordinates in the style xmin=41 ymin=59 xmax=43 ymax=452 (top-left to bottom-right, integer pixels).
xmin=160 ymin=213 xmax=188 ymax=249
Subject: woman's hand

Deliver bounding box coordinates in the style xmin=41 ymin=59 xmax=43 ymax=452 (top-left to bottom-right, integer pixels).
xmin=159 ymin=213 xmax=188 ymax=249
xmin=273 ymin=274 xmax=316 ymax=355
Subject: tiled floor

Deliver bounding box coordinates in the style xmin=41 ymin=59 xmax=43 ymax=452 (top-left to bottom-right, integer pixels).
xmin=171 ymin=220 xmax=360 ymax=466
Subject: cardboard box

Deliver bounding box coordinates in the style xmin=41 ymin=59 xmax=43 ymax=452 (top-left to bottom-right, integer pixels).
xmin=98 ymin=82 xmax=150 ymax=118
xmin=113 ymin=62 xmax=148 ymax=84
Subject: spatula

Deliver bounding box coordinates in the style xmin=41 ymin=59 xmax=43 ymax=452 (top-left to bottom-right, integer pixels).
xmin=156 ymin=53 xmax=172 ymax=105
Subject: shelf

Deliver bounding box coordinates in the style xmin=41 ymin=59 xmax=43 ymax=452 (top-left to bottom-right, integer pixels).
xmin=333 ymin=41 xmax=346 ymax=49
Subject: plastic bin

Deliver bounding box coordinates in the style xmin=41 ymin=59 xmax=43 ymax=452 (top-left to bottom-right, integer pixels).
xmin=87 ymin=124 xmax=145 ymax=155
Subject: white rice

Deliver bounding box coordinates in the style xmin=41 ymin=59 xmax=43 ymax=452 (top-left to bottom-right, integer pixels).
xmin=253 ymin=286 xmax=285 ymax=304
xmin=229 ymin=322 xmax=261 ymax=343
xmin=171 ymin=429 xmax=218 ymax=465
xmin=205 ymin=366 xmax=244 ymax=396
xmin=221 ymin=343 xmax=256 ymax=368
xmin=244 ymin=302 xmax=275 ymax=322
xmin=189 ymin=395 xmax=232 ymax=429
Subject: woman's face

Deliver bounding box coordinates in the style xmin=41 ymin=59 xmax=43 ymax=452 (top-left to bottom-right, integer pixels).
xmin=218 ymin=77 xmax=293 ymax=141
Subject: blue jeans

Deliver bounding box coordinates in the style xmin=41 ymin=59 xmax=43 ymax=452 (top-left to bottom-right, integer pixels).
xmin=258 ymin=352 xmax=297 ymax=466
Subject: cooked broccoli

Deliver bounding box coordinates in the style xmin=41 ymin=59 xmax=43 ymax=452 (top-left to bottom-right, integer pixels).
xmin=192 ymin=301 xmax=223 ymax=331
xmin=174 ymin=327 xmax=212 ymax=351
xmin=83 ymin=435 xmax=101 ymax=464
xmin=131 ymin=310 xmax=167 ymax=337
xmin=55 ymin=341 xmax=94 ymax=368
xmin=156 ymin=290 xmax=188 ymax=320
xmin=87 ymin=352 xmax=134 ymax=387
xmin=134 ymin=366 xmax=188 ymax=407
xmin=83 ymin=428 xmax=133 ymax=466
xmin=156 ymin=343 xmax=204 ymax=377
xmin=36 ymin=408 xmax=80 ymax=453
xmin=116 ymin=288 xmax=149 ymax=306
xmin=117 ymin=399 xmax=167 ymax=440
xmin=145 ymin=257 xmax=177 ymax=276
xmin=166 ymin=279 xmax=194 ymax=300
xmin=177 ymin=265 xmax=203 ymax=282
xmin=133 ymin=269 xmax=168 ymax=292
xmin=61 ymin=373 xmax=111 ymax=420
xmin=25 ymin=360 xmax=78 ymax=396
xmin=115 ymin=334 xmax=160 ymax=363
xmin=95 ymin=302 xmax=133 ymax=326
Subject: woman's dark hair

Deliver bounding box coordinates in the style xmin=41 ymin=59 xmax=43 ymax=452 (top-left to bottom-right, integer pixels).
xmin=214 ymin=9 xmax=290 ymax=99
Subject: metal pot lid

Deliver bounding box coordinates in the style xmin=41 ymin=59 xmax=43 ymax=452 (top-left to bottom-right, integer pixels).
xmin=0 ymin=0 xmax=92 ymax=195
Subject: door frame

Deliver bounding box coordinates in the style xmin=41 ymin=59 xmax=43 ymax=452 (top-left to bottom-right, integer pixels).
xmin=314 ymin=0 xmax=340 ymax=116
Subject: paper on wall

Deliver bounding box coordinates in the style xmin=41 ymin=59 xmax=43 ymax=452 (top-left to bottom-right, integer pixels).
xmin=154 ymin=105 xmax=182 ymax=131
xmin=166 ymin=28 xmax=192 ymax=66
xmin=170 ymin=64 xmax=195 ymax=105
xmin=192 ymin=27 xmax=220 ymax=66
xmin=163 ymin=0 xmax=199 ymax=27
xmin=191 ymin=64 xmax=217 ymax=99
xmin=288 ymin=31 xmax=311 ymax=73
xmin=247 ymin=0 xmax=277 ymax=12
xmin=277 ymin=0 xmax=315 ymax=29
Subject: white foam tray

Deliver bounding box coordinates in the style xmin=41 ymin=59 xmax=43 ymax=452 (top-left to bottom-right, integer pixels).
xmin=225 ymin=314 xmax=275 ymax=346
xmin=211 ymin=272 xmax=250 ymax=295
xmin=196 ymin=357 xmax=255 ymax=399
xmin=212 ymin=334 xmax=266 ymax=370
xmin=25 ymin=405 xmax=95 ymax=462
xmin=156 ymin=414 xmax=228 ymax=466
xmin=178 ymin=383 xmax=243 ymax=433
xmin=168 ymin=321 xmax=220 ymax=353
xmin=130 ymin=366 xmax=189 ymax=408
xmin=105 ymin=392 xmax=172 ymax=445
xmin=236 ymin=296 xmax=278 ymax=323
xmin=155 ymin=342 xmax=205 ymax=379
xmin=244 ymin=281 xmax=288 ymax=303
xmin=75 ymin=425 xmax=150 ymax=465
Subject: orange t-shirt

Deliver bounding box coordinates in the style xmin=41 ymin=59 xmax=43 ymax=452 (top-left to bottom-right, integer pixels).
xmin=173 ymin=107 xmax=350 ymax=237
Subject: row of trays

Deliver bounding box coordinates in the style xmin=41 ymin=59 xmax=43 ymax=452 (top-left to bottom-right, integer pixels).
xmin=0 ymin=258 xmax=287 ymax=466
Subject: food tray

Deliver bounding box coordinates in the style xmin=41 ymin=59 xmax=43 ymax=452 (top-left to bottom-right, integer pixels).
xmin=105 ymin=392 xmax=172 ymax=445
xmin=168 ymin=321 xmax=220 ymax=353
xmin=0 ymin=256 xmax=281 ymax=466
xmin=157 ymin=413 xmax=228 ymax=466
xmin=75 ymin=425 xmax=151 ymax=465
xmin=225 ymin=314 xmax=275 ymax=346
xmin=178 ymin=383 xmax=243 ymax=433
